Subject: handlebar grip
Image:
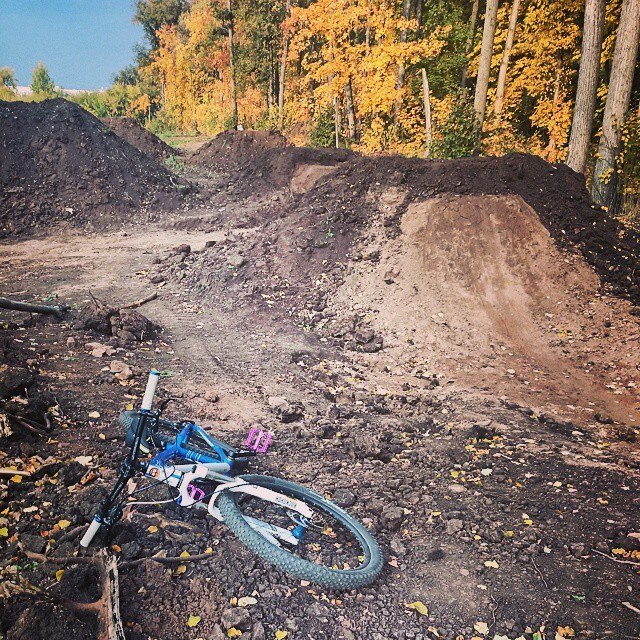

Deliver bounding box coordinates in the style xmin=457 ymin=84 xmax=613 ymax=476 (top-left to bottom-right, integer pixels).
xmin=80 ymin=516 xmax=102 ymax=547
xmin=141 ymin=370 xmax=160 ymax=412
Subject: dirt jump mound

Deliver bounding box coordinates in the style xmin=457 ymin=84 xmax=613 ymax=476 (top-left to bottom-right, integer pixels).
xmin=190 ymin=129 xmax=353 ymax=192
xmin=0 ymin=99 xmax=188 ymax=235
xmin=100 ymin=117 xmax=175 ymax=162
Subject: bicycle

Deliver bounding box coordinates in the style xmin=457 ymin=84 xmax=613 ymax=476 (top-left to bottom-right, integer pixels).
xmin=80 ymin=370 xmax=383 ymax=590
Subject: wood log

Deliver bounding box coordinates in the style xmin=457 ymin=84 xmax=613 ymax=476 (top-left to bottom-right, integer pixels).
xmin=119 ymin=292 xmax=158 ymax=310
xmin=0 ymin=296 xmax=69 ymax=316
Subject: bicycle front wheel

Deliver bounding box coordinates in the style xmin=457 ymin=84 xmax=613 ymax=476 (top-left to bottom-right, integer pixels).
xmin=217 ymin=474 xmax=383 ymax=590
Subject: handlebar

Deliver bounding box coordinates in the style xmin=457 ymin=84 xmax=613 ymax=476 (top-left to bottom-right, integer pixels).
xmin=141 ymin=369 xmax=160 ymax=411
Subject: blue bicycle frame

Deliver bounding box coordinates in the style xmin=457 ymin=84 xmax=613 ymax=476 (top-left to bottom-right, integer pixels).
xmin=150 ymin=421 xmax=235 ymax=473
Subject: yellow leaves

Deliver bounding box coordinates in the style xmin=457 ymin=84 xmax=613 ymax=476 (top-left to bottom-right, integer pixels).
xmin=55 ymin=569 xmax=64 ymax=582
xmin=275 ymin=631 xmax=288 ymax=640
xmin=0 ymin=527 xmax=9 ymax=537
xmin=186 ymin=615 xmax=201 ymax=628
xmin=180 ymin=550 xmax=191 ymax=558
xmin=174 ymin=564 xmax=187 ymax=575
xmin=147 ymin=525 xmax=158 ymax=533
xmin=556 ymin=626 xmax=575 ymax=639
xmin=10 ymin=475 xmax=22 ymax=483
xmin=405 ymin=601 xmax=429 ymax=616
xmin=56 ymin=519 xmax=71 ymax=530
xmin=227 ymin=629 xmax=242 ymax=638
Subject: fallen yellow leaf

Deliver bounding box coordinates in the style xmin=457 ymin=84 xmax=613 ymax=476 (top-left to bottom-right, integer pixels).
xmin=57 ymin=519 xmax=71 ymax=530
xmin=55 ymin=569 xmax=64 ymax=582
xmin=227 ymin=628 xmax=242 ymax=638
xmin=180 ymin=550 xmax=191 ymax=558
xmin=275 ymin=631 xmax=288 ymax=640
xmin=147 ymin=525 xmax=158 ymax=533
xmin=0 ymin=527 xmax=8 ymax=537
xmin=174 ymin=564 xmax=187 ymax=575
xmin=406 ymin=601 xmax=429 ymax=616
xmin=186 ymin=615 xmax=201 ymax=628
xmin=10 ymin=475 xmax=22 ymax=483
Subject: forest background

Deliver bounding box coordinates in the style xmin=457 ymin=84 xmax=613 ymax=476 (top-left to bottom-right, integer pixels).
xmin=1 ymin=0 xmax=638 ymax=221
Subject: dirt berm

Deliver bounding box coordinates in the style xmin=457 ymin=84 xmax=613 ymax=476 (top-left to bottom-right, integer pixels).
xmin=100 ymin=116 xmax=175 ymax=162
xmin=174 ymin=138 xmax=640 ymax=425
xmin=0 ymin=99 xmax=188 ymax=235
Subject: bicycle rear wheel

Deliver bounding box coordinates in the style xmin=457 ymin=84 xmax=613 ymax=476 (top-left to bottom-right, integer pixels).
xmin=217 ymin=474 xmax=383 ymax=590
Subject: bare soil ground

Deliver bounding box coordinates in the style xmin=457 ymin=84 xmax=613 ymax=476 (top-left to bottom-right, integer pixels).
xmin=1 ymin=124 xmax=639 ymax=640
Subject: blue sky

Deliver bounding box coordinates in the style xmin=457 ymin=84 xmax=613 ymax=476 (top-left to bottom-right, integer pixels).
xmin=0 ymin=0 xmax=144 ymax=90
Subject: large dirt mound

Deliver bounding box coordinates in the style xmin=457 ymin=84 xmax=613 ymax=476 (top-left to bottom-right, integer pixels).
xmin=158 ymin=143 xmax=640 ymax=422
xmin=100 ymin=117 xmax=175 ymax=162
xmin=0 ymin=99 xmax=187 ymax=235
xmin=190 ymin=129 xmax=353 ymax=192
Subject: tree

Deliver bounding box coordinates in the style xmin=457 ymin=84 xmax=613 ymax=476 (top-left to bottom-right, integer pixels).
xmin=278 ymin=0 xmax=292 ymax=130
xmin=224 ymin=0 xmax=239 ymax=127
xmin=591 ymin=0 xmax=640 ymax=208
xmin=30 ymin=61 xmax=56 ymax=97
xmin=493 ymin=0 xmax=521 ymax=115
xmin=135 ymin=0 xmax=185 ymax=49
xmin=461 ymin=0 xmax=480 ymax=88
xmin=566 ymin=0 xmax=606 ymax=173
xmin=1 ymin=66 xmax=17 ymax=90
xmin=473 ymin=0 xmax=500 ymax=145
xmin=113 ymin=65 xmax=140 ymax=86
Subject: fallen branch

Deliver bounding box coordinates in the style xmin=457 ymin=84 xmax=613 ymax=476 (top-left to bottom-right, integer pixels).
xmin=120 ymin=550 xmax=214 ymax=569
xmin=531 ymin=557 xmax=549 ymax=589
xmin=0 ymin=468 xmax=31 ymax=477
xmin=622 ymin=601 xmax=640 ymax=616
xmin=0 ymin=296 xmax=69 ymax=317
xmin=9 ymin=415 xmax=48 ymax=437
xmin=24 ymin=549 xmax=125 ymax=640
xmin=591 ymin=549 xmax=640 ymax=567
xmin=25 ymin=548 xmax=215 ymax=569
xmin=6 ymin=410 xmax=51 ymax=433
xmin=120 ymin=292 xmax=158 ymax=310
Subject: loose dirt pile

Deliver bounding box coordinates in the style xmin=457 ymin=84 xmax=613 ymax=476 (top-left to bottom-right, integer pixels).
xmin=190 ymin=129 xmax=353 ymax=193
xmin=164 ymin=142 xmax=640 ymax=425
xmin=0 ymin=99 xmax=189 ymax=235
xmin=100 ymin=116 xmax=175 ymax=162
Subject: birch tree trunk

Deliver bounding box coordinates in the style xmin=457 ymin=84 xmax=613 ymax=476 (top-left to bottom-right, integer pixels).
xmin=566 ymin=0 xmax=606 ymax=173
xmin=278 ymin=0 xmax=292 ymax=131
xmin=421 ymin=68 xmax=432 ymax=156
xmin=493 ymin=0 xmax=521 ymax=114
xmin=227 ymin=0 xmax=238 ymax=127
xmin=473 ymin=0 xmax=500 ymax=145
xmin=591 ymin=0 xmax=640 ymax=208
xmin=461 ymin=0 xmax=480 ymax=88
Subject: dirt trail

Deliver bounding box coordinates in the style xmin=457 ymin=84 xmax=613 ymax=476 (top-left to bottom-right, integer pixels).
xmin=2 ymin=127 xmax=640 ymax=640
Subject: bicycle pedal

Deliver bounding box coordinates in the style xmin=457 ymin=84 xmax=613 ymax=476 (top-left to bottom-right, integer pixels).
xmin=245 ymin=427 xmax=273 ymax=453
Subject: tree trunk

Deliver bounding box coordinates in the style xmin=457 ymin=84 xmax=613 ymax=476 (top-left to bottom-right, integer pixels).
xmin=394 ymin=0 xmax=412 ymax=129
xmin=545 ymin=60 xmax=563 ymax=161
xmin=421 ymin=68 xmax=432 ymax=156
xmin=344 ymin=80 xmax=357 ymax=141
xmin=333 ymin=96 xmax=341 ymax=148
xmin=591 ymin=0 xmax=640 ymax=208
xmin=493 ymin=0 xmax=521 ymax=114
xmin=227 ymin=0 xmax=238 ymax=128
xmin=566 ymin=0 xmax=606 ymax=173
xmin=461 ymin=0 xmax=480 ymax=88
xmin=278 ymin=0 xmax=292 ymax=131
xmin=473 ymin=0 xmax=500 ymax=146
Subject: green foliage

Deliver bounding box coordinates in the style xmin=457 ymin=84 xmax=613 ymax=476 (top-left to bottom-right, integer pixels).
xmin=431 ymin=91 xmax=476 ymax=159
xmin=112 ymin=65 xmax=140 ymax=86
xmin=67 ymin=84 xmax=144 ymax=118
xmin=0 ymin=67 xmax=17 ymax=100
xmin=310 ymin=107 xmax=336 ymax=148
xmin=135 ymin=0 xmax=186 ymax=49
xmin=166 ymin=153 xmax=185 ymax=171
xmin=1 ymin=67 xmax=17 ymax=90
xmin=30 ymin=62 xmax=56 ymax=97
